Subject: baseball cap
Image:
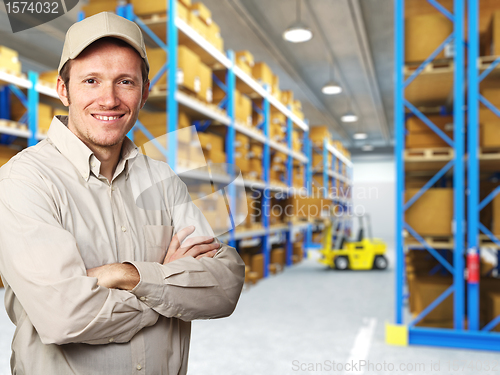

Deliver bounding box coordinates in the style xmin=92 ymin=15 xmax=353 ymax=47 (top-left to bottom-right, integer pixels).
xmin=58 ymin=12 xmax=149 ymax=74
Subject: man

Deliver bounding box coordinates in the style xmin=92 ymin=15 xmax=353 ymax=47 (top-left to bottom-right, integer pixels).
xmin=0 ymin=12 xmax=245 ymax=375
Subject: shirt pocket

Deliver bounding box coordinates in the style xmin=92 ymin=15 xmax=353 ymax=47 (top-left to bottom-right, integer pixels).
xmin=143 ymin=225 xmax=174 ymax=263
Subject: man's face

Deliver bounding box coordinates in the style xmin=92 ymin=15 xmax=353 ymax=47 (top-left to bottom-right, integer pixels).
xmin=57 ymin=39 xmax=149 ymax=151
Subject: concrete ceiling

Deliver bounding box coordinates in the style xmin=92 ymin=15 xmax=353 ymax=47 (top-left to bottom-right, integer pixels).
xmin=0 ymin=0 xmax=395 ymax=152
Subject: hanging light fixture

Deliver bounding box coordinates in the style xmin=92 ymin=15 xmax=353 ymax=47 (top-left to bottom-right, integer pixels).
xmin=283 ymin=0 xmax=313 ymax=43
xmin=322 ymin=64 xmax=342 ymax=95
xmin=362 ymin=144 xmax=374 ymax=151
xmin=353 ymin=132 xmax=367 ymax=140
xmin=341 ymin=111 xmax=358 ymax=123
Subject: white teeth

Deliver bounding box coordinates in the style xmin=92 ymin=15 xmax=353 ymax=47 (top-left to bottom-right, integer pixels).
xmin=94 ymin=115 xmax=120 ymax=121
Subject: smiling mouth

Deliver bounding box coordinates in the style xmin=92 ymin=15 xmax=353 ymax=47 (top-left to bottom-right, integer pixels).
xmin=92 ymin=114 xmax=124 ymax=121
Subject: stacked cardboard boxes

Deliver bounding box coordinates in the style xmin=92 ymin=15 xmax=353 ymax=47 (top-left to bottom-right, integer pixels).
xmin=0 ymin=46 xmax=21 ymax=74
xmin=270 ymin=151 xmax=286 ymax=183
xmin=147 ymin=45 xmax=212 ymax=103
xmin=135 ymin=110 xmax=193 ymax=164
xmin=405 ymin=115 xmax=454 ymax=149
xmin=234 ymin=133 xmax=250 ymax=173
xmin=252 ymin=62 xmax=273 ymax=91
xmin=235 ymin=50 xmax=254 ymax=76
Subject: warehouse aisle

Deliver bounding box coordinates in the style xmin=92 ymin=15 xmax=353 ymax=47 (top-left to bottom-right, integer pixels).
xmin=189 ymin=250 xmax=500 ymax=375
xmin=0 ymin=252 xmax=498 ymax=375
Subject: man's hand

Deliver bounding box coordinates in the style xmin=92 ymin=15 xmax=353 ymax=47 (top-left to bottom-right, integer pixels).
xmin=87 ymin=263 xmax=140 ymax=291
xmin=163 ymin=225 xmax=220 ymax=265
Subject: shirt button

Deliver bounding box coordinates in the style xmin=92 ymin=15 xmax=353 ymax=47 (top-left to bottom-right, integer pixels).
xmin=121 ymin=226 xmax=127 ymax=232
xmin=136 ymin=364 xmax=142 ymax=371
xmin=108 ymin=338 xmax=114 ymax=343
xmin=91 ymin=162 xmax=96 ymax=168
xmin=176 ymin=313 xmax=182 ymax=317
xmin=140 ymin=296 xmax=146 ymax=301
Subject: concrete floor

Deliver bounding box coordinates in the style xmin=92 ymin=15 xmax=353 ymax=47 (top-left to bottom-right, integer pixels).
xmin=0 ymin=252 xmax=499 ymax=374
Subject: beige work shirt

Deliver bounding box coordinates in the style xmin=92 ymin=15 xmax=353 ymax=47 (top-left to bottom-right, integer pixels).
xmin=0 ymin=116 xmax=245 ymax=375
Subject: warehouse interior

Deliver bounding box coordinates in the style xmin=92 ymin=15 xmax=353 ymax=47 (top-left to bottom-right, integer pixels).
xmin=1 ymin=0 xmax=500 ymax=374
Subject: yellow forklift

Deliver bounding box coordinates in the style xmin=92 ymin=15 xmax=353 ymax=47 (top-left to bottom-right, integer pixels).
xmin=319 ymin=214 xmax=388 ymax=270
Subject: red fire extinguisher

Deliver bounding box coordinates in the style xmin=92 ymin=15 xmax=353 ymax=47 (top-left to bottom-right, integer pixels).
xmin=467 ymin=248 xmax=480 ymax=283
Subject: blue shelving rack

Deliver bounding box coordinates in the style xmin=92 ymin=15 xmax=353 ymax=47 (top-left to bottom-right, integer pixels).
xmin=391 ymin=0 xmax=500 ymax=351
xmin=109 ymin=0 xmax=313 ymax=277
xmin=305 ymin=139 xmax=353 ymax=250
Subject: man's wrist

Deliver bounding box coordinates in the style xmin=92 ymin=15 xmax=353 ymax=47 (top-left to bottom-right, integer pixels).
xmin=115 ymin=263 xmax=140 ymax=290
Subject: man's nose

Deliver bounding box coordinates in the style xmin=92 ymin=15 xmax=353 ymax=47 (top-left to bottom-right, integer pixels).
xmin=97 ymin=83 xmax=120 ymax=108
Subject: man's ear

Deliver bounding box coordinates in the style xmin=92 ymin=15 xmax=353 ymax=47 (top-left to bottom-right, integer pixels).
xmin=56 ymin=76 xmax=70 ymax=107
xmin=140 ymin=80 xmax=150 ymax=109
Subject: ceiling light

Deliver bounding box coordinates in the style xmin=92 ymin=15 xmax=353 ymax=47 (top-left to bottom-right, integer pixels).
xmin=362 ymin=145 xmax=374 ymax=151
xmin=354 ymin=132 xmax=367 ymax=140
xmin=283 ymin=0 xmax=313 ymax=43
xmin=341 ymin=112 xmax=358 ymax=123
xmin=283 ymin=23 xmax=313 ymax=43
xmin=322 ymin=80 xmax=342 ymax=95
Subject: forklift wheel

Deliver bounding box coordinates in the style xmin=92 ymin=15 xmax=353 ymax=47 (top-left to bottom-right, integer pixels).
xmin=334 ymin=256 xmax=349 ymax=270
xmin=373 ymin=255 xmax=388 ymax=270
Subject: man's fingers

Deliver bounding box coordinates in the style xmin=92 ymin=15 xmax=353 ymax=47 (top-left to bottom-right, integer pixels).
xmin=182 ymin=236 xmax=214 ymax=249
xmin=164 ymin=226 xmax=195 ymax=264
xmin=185 ymin=242 xmax=220 ymax=258
xmin=195 ymin=249 xmax=218 ymax=260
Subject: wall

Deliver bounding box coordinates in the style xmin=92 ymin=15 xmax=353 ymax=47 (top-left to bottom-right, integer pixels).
xmin=351 ymin=154 xmax=395 ymax=248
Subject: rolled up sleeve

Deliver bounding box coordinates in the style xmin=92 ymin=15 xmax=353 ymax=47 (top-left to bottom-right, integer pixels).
xmin=127 ymin=243 xmax=245 ymax=321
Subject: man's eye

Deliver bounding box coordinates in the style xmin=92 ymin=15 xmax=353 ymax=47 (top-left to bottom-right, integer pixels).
xmin=85 ymin=79 xmax=96 ymax=84
xmin=121 ymin=80 xmax=132 ymax=85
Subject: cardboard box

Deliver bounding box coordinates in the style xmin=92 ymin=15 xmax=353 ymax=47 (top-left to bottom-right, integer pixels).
xmin=39 ymin=70 xmax=58 ymax=87
xmin=235 ymin=133 xmax=250 ymax=148
xmin=252 ymin=62 xmax=273 ymax=90
xmin=188 ymin=10 xmax=208 ymax=39
xmin=406 ymin=115 xmax=454 ymax=133
xmin=190 ymin=2 xmax=212 ymax=25
xmin=177 ymin=1 xmax=189 ymax=21
xmin=249 ymin=144 xmax=263 ymax=159
xmin=406 ymin=132 xmax=454 ymax=149
xmin=198 ymin=62 xmax=213 ymax=103
xmin=482 ymin=88 xmax=500 ymax=108
xmin=405 ymin=188 xmax=453 ymax=236
xmin=235 ymin=90 xmax=252 ymax=126
xmin=82 ymin=0 xmax=117 ymax=17
xmin=0 ymin=46 xmax=21 ymax=74
xmin=408 ymin=275 xmax=453 ymax=322
xmin=405 ymin=14 xmax=453 ymax=63
xmin=204 ymin=149 xmax=225 ymax=164
xmin=281 ymin=90 xmax=294 ymax=106
xmin=206 ymin=22 xmax=223 ymax=51
xmin=235 ymin=157 xmax=250 ymax=173
xmin=271 ymin=248 xmax=286 ymax=266
xmin=235 ymin=50 xmax=254 ymax=73
xmin=485 ymin=10 xmax=500 ymax=56
xmin=309 ymin=125 xmax=330 ymax=145
xmin=251 ymin=254 xmax=264 ymax=280
xmin=179 ymin=45 xmax=201 ymax=92
xmin=287 ymin=196 xmax=332 ymax=218
xmin=0 ymin=145 xmax=19 ymax=166
xmin=480 ymin=123 xmax=500 ymax=149
xmin=38 ymin=103 xmax=53 ymax=134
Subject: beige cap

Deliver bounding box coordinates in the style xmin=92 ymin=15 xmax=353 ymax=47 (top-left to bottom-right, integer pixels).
xmin=58 ymin=12 xmax=149 ymax=74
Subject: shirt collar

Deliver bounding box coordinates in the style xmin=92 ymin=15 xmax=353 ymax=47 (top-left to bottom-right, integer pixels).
xmin=47 ymin=116 xmax=139 ymax=182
